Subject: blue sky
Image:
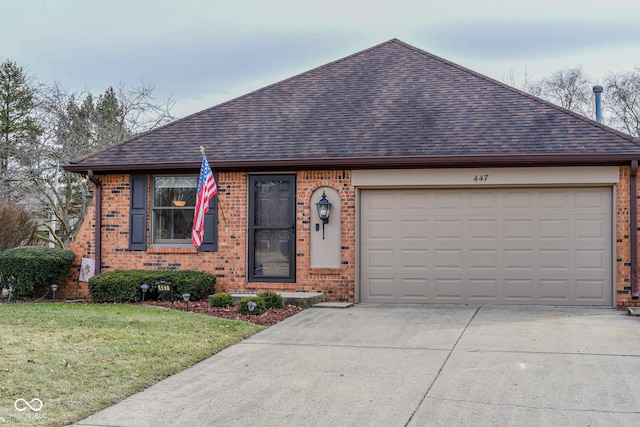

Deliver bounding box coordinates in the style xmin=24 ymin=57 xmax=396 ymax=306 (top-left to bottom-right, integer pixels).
xmin=2 ymin=0 xmax=639 ymax=117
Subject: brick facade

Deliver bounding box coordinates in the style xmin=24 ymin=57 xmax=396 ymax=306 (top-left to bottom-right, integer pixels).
xmin=62 ymin=167 xmax=640 ymax=308
xmin=615 ymin=166 xmax=640 ymax=308
xmin=63 ymin=170 xmax=357 ymax=302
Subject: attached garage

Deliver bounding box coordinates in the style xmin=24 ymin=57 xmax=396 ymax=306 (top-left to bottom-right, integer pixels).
xmin=357 ymin=168 xmax=616 ymax=306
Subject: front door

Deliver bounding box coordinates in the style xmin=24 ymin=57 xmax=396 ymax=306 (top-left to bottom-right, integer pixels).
xmin=248 ymin=175 xmax=296 ymax=282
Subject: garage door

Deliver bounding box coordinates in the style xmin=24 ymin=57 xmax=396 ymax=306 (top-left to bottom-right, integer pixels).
xmin=360 ymin=188 xmax=612 ymax=305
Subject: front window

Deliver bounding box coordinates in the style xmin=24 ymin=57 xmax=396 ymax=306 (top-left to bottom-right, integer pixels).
xmin=152 ymin=176 xmax=197 ymax=244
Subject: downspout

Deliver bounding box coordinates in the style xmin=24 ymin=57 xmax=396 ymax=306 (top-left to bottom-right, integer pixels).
xmin=87 ymin=170 xmax=102 ymax=275
xmin=631 ymin=161 xmax=638 ymax=300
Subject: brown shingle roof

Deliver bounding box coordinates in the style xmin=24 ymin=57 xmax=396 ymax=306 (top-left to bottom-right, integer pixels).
xmin=65 ymin=39 xmax=640 ymax=173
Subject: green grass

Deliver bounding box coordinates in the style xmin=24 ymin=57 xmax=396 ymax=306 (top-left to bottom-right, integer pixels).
xmin=0 ymin=303 xmax=265 ymax=426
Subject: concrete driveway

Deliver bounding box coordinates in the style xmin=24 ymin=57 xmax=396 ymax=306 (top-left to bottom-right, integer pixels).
xmin=74 ymin=305 xmax=640 ymax=426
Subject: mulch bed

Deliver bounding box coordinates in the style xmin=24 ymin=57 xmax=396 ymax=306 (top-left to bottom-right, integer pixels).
xmin=143 ymin=300 xmax=304 ymax=326
xmin=2 ymin=297 xmax=305 ymax=327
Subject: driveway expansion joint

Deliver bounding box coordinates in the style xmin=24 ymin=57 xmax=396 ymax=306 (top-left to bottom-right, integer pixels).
xmin=422 ymin=396 xmax=640 ymax=415
xmin=404 ymin=305 xmax=482 ymax=426
xmin=240 ymin=341 xmax=451 ymax=351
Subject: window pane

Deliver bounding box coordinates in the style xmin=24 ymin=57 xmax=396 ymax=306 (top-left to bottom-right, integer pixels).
xmin=153 ymin=209 xmax=194 ymax=240
xmin=154 ymin=176 xmax=197 ymax=207
xmin=254 ymin=230 xmax=290 ymax=277
xmin=253 ymin=179 xmax=291 ymax=227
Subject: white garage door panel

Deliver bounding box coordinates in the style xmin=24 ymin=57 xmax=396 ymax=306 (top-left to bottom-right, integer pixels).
xmin=360 ymin=188 xmax=612 ymax=305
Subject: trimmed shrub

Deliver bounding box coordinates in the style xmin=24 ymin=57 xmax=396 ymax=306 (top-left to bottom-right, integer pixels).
xmin=209 ymin=292 xmax=234 ymax=308
xmin=88 ymin=270 xmax=216 ymax=303
xmin=0 ymin=246 xmax=75 ymax=298
xmin=88 ymin=270 xmax=140 ymax=303
xmin=257 ymin=291 xmax=283 ymax=309
xmin=237 ymin=296 xmax=266 ymax=316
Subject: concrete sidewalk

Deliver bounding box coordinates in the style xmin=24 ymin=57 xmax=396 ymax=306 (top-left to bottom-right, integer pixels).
xmin=73 ymin=305 xmax=640 ymax=426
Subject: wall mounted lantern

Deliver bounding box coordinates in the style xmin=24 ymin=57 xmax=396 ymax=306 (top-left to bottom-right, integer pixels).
xmin=315 ymin=191 xmax=332 ymax=240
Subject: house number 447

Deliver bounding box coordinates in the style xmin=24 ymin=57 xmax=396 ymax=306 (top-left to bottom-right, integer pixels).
xmin=473 ymin=174 xmax=489 ymax=182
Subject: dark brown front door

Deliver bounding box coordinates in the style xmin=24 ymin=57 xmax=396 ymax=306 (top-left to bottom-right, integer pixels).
xmin=248 ymin=175 xmax=296 ymax=282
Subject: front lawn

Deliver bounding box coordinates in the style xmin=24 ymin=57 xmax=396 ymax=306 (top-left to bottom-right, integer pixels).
xmin=0 ymin=303 xmax=265 ymax=426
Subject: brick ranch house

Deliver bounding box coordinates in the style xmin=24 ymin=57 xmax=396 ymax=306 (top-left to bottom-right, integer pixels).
xmin=62 ymin=39 xmax=640 ymax=308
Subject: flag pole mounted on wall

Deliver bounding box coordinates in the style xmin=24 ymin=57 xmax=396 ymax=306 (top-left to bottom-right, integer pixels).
xmin=191 ymin=146 xmax=225 ymax=248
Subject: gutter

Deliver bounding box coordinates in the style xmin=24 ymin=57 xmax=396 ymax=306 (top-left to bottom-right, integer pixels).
xmin=632 ymin=161 xmax=639 ymax=300
xmin=63 ymin=153 xmax=640 ymax=174
xmin=87 ymin=170 xmax=102 ymax=275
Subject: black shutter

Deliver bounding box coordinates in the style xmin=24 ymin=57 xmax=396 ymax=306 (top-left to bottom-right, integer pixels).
xmin=199 ymin=191 xmax=218 ymax=252
xmin=129 ymin=174 xmax=147 ymax=251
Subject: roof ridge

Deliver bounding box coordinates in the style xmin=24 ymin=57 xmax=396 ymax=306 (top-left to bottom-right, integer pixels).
xmin=180 ymin=39 xmax=403 ymax=113
xmin=397 ymin=40 xmax=640 ymax=146
xmin=72 ymin=40 xmax=407 ymax=164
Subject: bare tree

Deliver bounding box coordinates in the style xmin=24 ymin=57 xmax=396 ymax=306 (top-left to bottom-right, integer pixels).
xmin=26 ymin=81 xmax=175 ymax=248
xmin=506 ymin=66 xmax=535 ymax=93
xmin=527 ymin=67 xmax=594 ymax=119
xmin=604 ymin=68 xmax=640 ymax=138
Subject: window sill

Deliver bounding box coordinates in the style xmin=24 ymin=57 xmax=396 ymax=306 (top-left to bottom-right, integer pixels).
xmin=147 ymin=246 xmax=198 ymax=254
xmin=309 ymin=268 xmax=341 ymax=276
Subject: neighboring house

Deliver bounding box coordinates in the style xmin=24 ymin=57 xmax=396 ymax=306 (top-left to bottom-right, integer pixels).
xmin=63 ymin=39 xmax=640 ymax=308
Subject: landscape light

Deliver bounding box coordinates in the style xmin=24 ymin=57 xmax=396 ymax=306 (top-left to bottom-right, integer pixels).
xmin=140 ymin=284 xmax=149 ymax=302
xmin=182 ymin=293 xmax=191 ymax=311
xmin=247 ymin=301 xmax=257 ymax=319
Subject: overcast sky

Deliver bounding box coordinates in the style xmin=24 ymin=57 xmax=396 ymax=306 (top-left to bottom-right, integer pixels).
xmin=2 ymin=0 xmax=640 ymax=117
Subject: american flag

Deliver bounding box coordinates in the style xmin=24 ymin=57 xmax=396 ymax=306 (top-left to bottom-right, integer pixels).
xmin=191 ymin=155 xmax=218 ymax=248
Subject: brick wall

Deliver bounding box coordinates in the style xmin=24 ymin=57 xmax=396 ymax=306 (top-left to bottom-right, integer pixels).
xmin=63 ymin=167 xmax=640 ymax=308
xmin=615 ymin=166 xmax=640 ymax=308
xmin=63 ymin=170 xmax=356 ymax=302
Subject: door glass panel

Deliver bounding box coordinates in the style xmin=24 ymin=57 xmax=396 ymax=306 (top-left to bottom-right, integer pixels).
xmin=254 ymin=180 xmax=291 ymax=227
xmin=254 ymin=230 xmax=291 ymax=277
